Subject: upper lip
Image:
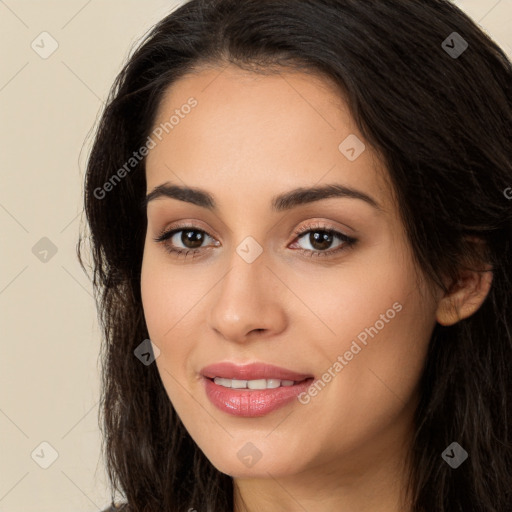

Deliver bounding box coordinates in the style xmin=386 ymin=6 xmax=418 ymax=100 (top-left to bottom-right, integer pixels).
xmin=201 ymin=362 xmax=314 ymax=381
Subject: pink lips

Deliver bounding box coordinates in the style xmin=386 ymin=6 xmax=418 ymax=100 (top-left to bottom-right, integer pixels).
xmin=200 ymin=362 xmax=314 ymax=417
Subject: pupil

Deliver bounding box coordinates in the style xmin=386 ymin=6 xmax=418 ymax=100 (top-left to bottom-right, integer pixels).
xmin=311 ymin=231 xmax=332 ymax=250
xmin=182 ymin=230 xmax=203 ymax=249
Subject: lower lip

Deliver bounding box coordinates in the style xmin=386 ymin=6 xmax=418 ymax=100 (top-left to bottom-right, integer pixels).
xmin=203 ymin=377 xmax=314 ymax=417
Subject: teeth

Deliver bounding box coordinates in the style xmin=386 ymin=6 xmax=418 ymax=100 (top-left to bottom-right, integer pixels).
xmin=248 ymin=379 xmax=267 ymax=390
xmin=213 ymin=377 xmax=297 ymax=389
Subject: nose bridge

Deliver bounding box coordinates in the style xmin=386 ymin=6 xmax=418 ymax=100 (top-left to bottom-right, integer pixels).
xmin=208 ymin=239 xmax=287 ymax=341
xmin=217 ymin=241 xmax=268 ymax=314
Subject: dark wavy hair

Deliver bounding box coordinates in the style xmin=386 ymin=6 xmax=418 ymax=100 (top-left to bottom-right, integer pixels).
xmin=77 ymin=0 xmax=512 ymax=510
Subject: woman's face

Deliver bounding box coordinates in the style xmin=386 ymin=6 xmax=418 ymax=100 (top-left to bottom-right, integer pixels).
xmin=141 ymin=64 xmax=441 ymax=479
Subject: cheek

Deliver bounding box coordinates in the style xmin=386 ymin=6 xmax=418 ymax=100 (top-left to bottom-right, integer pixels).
xmin=287 ymin=246 xmax=416 ymax=354
xmin=341 ymin=258 xmax=433 ymax=391
xmin=140 ymin=248 xmax=214 ymax=389
xmin=140 ymin=258 xmax=195 ymax=407
xmin=141 ymin=251 xmax=187 ymax=382
xmin=140 ymin=256 xmax=168 ymax=339
xmin=294 ymin=240 xmax=433 ymax=395
xmin=140 ymin=246 xmax=203 ymax=340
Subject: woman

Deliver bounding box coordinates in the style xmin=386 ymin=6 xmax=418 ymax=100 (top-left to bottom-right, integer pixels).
xmin=78 ymin=0 xmax=512 ymax=510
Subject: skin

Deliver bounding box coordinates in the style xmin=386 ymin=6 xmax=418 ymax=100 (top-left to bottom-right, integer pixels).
xmin=140 ymin=64 xmax=492 ymax=512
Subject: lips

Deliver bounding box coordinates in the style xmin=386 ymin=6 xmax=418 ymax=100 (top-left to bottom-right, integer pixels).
xmin=199 ymin=362 xmax=315 ymax=417
xmin=200 ymin=362 xmax=314 ymax=382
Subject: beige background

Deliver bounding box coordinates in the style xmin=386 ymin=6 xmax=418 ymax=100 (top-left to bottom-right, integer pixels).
xmin=0 ymin=1 xmax=511 ymax=511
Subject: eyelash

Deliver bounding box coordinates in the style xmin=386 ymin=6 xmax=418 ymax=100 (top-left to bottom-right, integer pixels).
xmin=153 ymin=222 xmax=357 ymax=260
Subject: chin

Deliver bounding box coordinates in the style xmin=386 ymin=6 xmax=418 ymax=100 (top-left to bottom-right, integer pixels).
xmin=198 ymin=439 xmax=309 ymax=479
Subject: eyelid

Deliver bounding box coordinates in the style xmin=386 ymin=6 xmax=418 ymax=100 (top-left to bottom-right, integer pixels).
xmin=154 ymin=219 xmax=216 ymax=240
xmin=292 ymin=220 xmax=352 ymax=237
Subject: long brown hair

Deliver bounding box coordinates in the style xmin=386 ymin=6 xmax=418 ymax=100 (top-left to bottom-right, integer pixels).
xmin=78 ymin=1 xmax=512 ymax=510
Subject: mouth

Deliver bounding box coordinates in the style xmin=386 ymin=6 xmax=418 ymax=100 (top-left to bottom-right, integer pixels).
xmin=204 ymin=376 xmax=312 ymax=390
xmin=200 ymin=361 xmax=314 ymax=382
xmin=200 ymin=362 xmax=315 ymax=417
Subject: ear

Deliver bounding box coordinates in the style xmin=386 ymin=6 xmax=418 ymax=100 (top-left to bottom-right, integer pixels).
xmin=436 ymin=240 xmax=493 ymax=326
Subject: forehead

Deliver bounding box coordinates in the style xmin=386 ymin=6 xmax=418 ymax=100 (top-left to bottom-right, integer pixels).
xmin=150 ymin=64 xmax=351 ymax=144
xmin=145 ymin=64 xmax=392 ymax=212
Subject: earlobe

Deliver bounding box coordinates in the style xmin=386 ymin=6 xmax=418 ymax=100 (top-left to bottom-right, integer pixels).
xmin=436 ymin=266 xmax=493 ymax=326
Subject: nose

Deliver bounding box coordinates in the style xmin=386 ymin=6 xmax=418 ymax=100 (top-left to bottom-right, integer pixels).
xmin=207 ymin=249 xmax=288 ymax=343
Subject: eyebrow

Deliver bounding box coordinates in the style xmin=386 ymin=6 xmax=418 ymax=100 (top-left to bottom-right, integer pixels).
xmin=142 ymin=182 xmax=383 ymax=213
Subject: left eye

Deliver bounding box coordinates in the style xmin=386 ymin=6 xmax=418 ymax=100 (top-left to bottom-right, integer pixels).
xmin=291 ymin=227 xmax=356 ymax=256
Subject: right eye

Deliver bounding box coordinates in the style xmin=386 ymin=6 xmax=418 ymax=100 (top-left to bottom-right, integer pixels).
xmin=153 ymin=226 xmax=219 ymax=258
